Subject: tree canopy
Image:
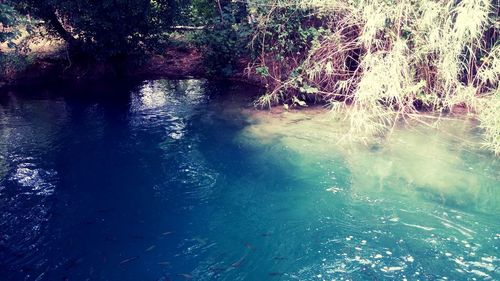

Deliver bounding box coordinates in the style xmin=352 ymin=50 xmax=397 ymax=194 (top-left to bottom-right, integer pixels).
xmin=8 ymin=0 xmax=175 ymax=58
xmin=0 ymin=2 xmax=21 ymax=46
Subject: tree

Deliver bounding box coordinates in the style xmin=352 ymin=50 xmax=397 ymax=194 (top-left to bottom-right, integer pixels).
xmin=0 ymin=1 xmax=21 ymax=46
xmin=9 ymin=0 xmax=175 ymax=59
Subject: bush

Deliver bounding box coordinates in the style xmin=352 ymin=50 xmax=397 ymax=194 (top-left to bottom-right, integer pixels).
xmin=249 ymin=0 xmax=499 ymax=153
xmin=195 ymin=2 xmax=252 ymax=76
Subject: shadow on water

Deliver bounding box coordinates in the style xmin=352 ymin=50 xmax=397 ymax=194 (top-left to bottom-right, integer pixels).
xmin=0 ymin=79 xmax=143 ymax=280
xmin=0 ymin=78 xmax=280 ymax=280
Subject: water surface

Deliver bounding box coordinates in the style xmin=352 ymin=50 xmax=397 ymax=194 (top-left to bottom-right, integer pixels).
xmin=0 ymin=79 xmax=498 ymax=280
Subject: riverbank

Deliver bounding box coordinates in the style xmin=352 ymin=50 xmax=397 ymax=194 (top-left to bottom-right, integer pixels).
xmin=1 ymin=40 xmax=497 ymax=156
xmin=0 ymin=44 xmax=261 ymax=90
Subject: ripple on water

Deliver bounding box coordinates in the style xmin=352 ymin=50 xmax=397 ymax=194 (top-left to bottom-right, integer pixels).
xmin=154 ymin=137 xmax=218 ymax=205
xmin=0 ymin=155 xmax=57 ymax=275
xmin=128 ymin=79 xmax=208 ymax=131
xmin=9 ymin=163 xmax=57 ymax=196
xmin=1 ymin=81 xmax=499 ymax=280
xmin=233 ymin=108 xmax=499 ymax=280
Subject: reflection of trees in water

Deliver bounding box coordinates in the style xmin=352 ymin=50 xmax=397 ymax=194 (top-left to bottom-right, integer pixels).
xmin=129 ymin=79 xmax=207 ymax=113
xmin=128 ymin=79 xmax=218 ymax=203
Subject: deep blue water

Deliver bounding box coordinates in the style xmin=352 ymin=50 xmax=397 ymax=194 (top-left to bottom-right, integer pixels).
xmin=0 ymin=79 xmax=498 ymax=281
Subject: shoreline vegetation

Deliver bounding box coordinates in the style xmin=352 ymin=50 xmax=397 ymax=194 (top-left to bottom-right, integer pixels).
xmin=0 ymin=0 xmax=498 ymax=154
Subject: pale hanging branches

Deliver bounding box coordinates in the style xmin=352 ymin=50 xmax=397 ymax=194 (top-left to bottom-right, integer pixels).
xmin=247 ymin=0 xmax=499 ymax=153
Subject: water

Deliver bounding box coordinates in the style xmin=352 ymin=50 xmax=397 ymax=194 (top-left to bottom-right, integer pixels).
xmin=0 ymin=79 xmax=498 ymax=281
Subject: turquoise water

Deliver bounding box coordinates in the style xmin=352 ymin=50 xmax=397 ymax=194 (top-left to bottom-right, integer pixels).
xmin=0 ymin=79 xmax=498 ymax=280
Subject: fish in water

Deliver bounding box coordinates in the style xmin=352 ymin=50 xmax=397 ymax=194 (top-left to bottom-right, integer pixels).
xmin=231 ymin=260 xmax=244 ymax=268
xmin=145 ymin=245 xmax=156 ymax=252
xmin=273 ymin=256 xmax=287 ymax=261
xmin=162 ymin=231 xmax=173 ymax=236
xmin=242 ymin=242 xmax=254 ymax=250
xmin=231 ymin=252 xmax=249 ymax=268
xmin=261 ymin=232 xmax=272 ymax=237
xmin=119 ymin=256 xmax=139 ymax=265
xmin=33 ymin=272 xmax=45 ymax=281
xmin=177 ymin=273 xmax=193 ymax=279
xmin=268 ymin=272 xmax=284 ymax=277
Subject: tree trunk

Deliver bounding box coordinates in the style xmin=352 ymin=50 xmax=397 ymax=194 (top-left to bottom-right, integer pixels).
xmin=45 ymin=11 xmax=78 ymax=48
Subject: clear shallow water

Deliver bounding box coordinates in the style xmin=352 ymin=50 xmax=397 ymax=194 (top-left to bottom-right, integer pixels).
xmin=0 ymin=79 xmax=498 ymax=281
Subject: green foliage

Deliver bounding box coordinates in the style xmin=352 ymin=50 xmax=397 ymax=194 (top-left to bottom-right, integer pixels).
xmin=195 ymin=2 xmax=252 ymax=76
xmin=10 ymin=0 xmax=175 ymax=59
xmin=173 ymin=0 xmax=219 ymax=26
xmin=0 ymin=52 xmax=33 ymax=78
xmin=0 ymin=3 xmax=33 ymax=78
xmin=252 ymin=6 xmax=321 ymax=61
xmin=0 ymin=3 xmax=21 ymax=45
xmin=248 ymin=2 xmax=328 ymax=104
xmin=255 ymin=66 xmax=269 ymax=77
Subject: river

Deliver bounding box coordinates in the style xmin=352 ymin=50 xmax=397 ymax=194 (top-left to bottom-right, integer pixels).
xmin=0 ymin=79 xmax=498 ymax=280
